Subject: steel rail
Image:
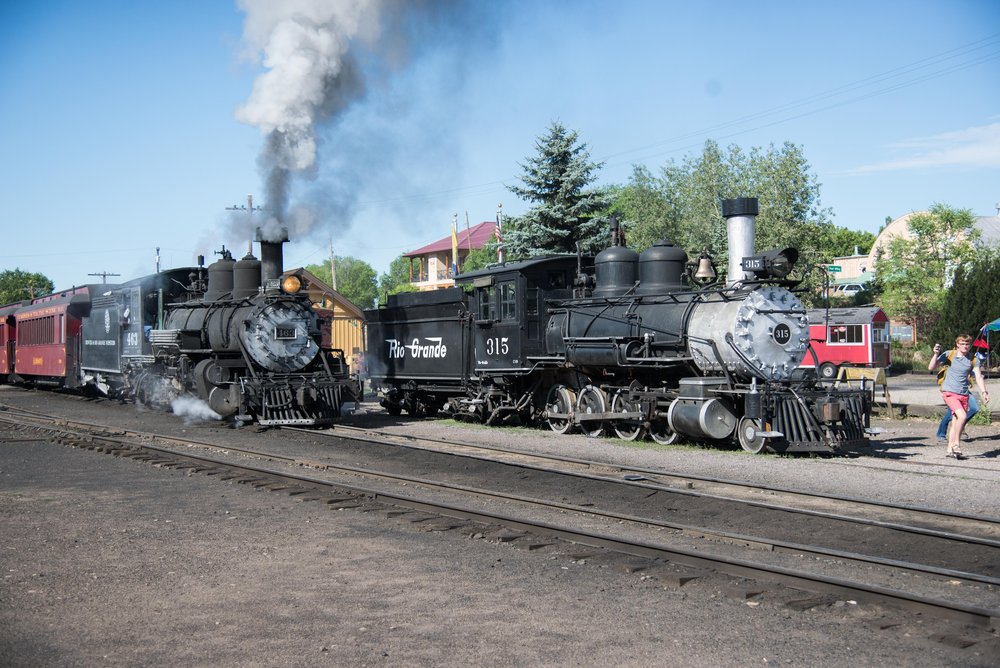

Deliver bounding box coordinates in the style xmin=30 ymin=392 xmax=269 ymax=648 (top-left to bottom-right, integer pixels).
xmin=317 ymin=422 xmax=1000 ymax=526
xmin=297 ymin=424 xmax=1000 ymax=545
xmin=3 ymin=411 xmax=998 ymax=626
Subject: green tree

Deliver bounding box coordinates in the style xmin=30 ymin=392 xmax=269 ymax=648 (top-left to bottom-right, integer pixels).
xmin=611 ymin=141 xmax=835 ymax=255
xmin=378 ymin=256 xmax=416 ymax=297
xmin=607 ymin=164 xmax=679 ymax=252
xmin=928 ymin=245 xmax=1000 ymax=345
xmin=875 ymin=203 xmax=980 ymax=340
xmin=459 ymin=243 xmax=499 ymax=274
xmin=503 ymin=121 xmax=612 ymax=258
xmin=816 ymin=226 xmax=877 ymax=259
xmin=305 ymin=256 xmax=379 ymax=310
xmin=609 ymin=140 xmax=841 ymax=303
xmin=0 ymin=269 xmax=54 ymax=304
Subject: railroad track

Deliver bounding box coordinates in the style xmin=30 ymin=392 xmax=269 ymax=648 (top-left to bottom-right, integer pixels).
xmin=1 ymin=402 xmax=998 ymax=626
xmin=314 ymin=423 xmax=1000 ymax=542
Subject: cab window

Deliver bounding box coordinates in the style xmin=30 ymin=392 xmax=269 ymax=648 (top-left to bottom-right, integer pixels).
xmin=478 ymin=287 xmax=495 ymax=320
xmin=499 ymin=282 xmax=516 ymax=321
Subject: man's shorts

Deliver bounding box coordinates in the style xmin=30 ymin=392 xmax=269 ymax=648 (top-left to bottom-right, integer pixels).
xmin=942 ymin=391 xmax=970 ymax=415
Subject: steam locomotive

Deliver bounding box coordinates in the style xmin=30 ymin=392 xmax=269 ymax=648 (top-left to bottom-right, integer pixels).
xmin=0 ymin=232 xmax=358 ymax=426
xmin=365 ymin=198 xmax=872 ymax=454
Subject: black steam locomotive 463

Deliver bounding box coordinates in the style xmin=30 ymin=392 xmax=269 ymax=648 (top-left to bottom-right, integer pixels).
xmin=1 ymin=232 xmax=358 ymax=426
xmin=365 ymin=198 xmax=872 ymax=454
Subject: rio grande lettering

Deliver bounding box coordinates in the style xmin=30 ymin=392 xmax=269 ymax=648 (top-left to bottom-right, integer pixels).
xmin=386 ymin=337 xmax=447 ymax=359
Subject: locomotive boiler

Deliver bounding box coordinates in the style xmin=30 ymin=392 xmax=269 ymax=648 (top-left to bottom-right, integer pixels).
xmin=366 ymin=198 xmax=872 ymax=454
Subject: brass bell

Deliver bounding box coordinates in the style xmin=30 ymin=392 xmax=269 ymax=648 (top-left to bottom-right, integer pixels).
xmin=694 ymin=250 xmax=716 ymax=283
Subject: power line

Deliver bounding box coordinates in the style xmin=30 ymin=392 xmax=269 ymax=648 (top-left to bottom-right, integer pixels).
xmin=350 ymin=33 xmax=1000 ymax=209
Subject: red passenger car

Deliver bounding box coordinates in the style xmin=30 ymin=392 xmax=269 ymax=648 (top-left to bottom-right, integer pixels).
xmin=0 ymin=303 xmax=20 ymax=377
xmin=12 ymin=288 xmax=89 ymax=387
xmin=801 ymin=307 xmax=891 ymax=379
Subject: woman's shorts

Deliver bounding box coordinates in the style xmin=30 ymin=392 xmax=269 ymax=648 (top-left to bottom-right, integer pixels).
xmin=942 ymin=391 xmax=970 ymax=414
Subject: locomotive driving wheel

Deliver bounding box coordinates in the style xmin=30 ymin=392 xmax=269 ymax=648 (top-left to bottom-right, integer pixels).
xmin=610 ymin=390 xmax=644 ymax=441
xmin=576 ymin=385 xmax=607 ymax=438
xmin=545 ymin=385 xmax=576 ymax=434
xmin=649 ymin=420 xmax=679 ymax=445
xmin=737 ymin=417 xmax=767 ymax=454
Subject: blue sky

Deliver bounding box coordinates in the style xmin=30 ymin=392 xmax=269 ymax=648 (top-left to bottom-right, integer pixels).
xmin=1 ymin=0 xmax=998 ymax=291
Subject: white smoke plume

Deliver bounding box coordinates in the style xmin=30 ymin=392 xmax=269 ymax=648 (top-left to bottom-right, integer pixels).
xmin=235 ymin=0 xmax=383 ymax=241
xmin=233 ymin=1 xmax=490 ymax=249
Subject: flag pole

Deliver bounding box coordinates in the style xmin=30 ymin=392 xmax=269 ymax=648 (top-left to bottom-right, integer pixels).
xmin=451 ymin=212 xmax=459 ymax=277
xmin=496 ymin=202 xmax=504 ymax=264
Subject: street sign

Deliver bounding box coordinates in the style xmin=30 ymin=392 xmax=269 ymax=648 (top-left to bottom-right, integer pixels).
xmin=826 ymin=265 xmax=842 ymax=272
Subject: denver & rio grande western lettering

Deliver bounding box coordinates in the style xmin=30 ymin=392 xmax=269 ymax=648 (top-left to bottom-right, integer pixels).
xmin=386 ymin=337 xmax=447 ymax=359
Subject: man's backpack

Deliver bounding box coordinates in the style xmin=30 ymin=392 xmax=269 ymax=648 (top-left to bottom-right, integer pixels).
xmin=937 ymin=349 xmax=976 ymax=386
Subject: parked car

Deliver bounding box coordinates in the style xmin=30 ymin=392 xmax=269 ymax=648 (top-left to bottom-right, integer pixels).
xmin=834 ymin=283 xmax=866 ymax=295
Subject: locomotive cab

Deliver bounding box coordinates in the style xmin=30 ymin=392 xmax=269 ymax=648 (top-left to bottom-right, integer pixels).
xmin=457 ymin=255 xmax=586 ymax=371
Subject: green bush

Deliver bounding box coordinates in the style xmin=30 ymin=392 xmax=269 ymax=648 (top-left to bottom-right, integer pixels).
xmin=889 ymin=340 xmax=931 ymax=374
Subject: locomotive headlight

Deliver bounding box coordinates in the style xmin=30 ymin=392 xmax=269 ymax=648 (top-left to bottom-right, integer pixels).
xmin=742 ymin=248 xmax=798 ymax=279
xmin=281 ymin=275 xmax=302 ymax=294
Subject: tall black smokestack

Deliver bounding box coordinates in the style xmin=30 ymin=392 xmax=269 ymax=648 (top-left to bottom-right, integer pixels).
xmin=256 ymin=226 xmax=289 ymax=283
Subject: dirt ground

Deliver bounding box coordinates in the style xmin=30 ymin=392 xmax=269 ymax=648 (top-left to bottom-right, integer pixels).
xmin=1 ymin=388 xmax=999 ymax=666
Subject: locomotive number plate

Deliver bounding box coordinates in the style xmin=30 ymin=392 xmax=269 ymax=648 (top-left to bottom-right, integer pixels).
xmin=275 ymin=327 xmax=297 ymax=339
xmin=772 ymin=323 xmax=791 ymax=345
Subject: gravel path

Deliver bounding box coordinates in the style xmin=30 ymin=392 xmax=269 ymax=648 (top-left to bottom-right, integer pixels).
xmin=2 ymin=386 xmax=999 ymax=666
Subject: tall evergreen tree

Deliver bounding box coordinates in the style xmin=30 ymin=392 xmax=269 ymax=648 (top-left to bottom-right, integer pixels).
xmin=503 ymin=122 xmax=612 ymax=258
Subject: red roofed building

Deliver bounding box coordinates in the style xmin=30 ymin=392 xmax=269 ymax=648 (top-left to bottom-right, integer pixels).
xmin=404 ymin=220 xmax=498 ymax=290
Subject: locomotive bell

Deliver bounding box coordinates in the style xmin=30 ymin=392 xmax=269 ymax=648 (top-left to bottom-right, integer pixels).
xmin=693 ymin=249 xmax=717 ymax=283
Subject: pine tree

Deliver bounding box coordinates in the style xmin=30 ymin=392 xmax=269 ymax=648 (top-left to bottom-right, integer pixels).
xmin=503 ymin=122 xmax=611 ymax=258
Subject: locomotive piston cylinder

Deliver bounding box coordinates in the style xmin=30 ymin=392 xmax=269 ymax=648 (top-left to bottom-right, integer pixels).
xmin=667 ymin=378 xmax=738 ymax=440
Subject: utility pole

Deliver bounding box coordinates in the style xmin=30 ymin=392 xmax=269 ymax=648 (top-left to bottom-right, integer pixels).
xmin=465 ymin=211 xmax=472 ymax=254
xmin=226 ymin=194 xmax=265 ymax=217
xmin=88 ymin=272 xmax=121 ymax=284
xmin=329 ymin=239 xmax=337 ymax=290
xmin=155 ymin=246 xmax=161 ymax=273
xmin=225 ymin=195 xmax=266 ymax=254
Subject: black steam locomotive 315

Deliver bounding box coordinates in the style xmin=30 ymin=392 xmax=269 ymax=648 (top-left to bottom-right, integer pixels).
xmin=365 ymin=198 xmax=872 ymax=454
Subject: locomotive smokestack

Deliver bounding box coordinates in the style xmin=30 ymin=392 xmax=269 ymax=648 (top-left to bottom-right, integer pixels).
xmin=255 ymin=226 xmax=289 ymax=283
xmin=722 ymin=197 xmax=759 ymax=287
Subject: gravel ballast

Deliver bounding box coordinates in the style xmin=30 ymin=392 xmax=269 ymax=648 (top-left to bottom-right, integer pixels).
xmin=2 ymin=386 xmax=999 ymax=666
